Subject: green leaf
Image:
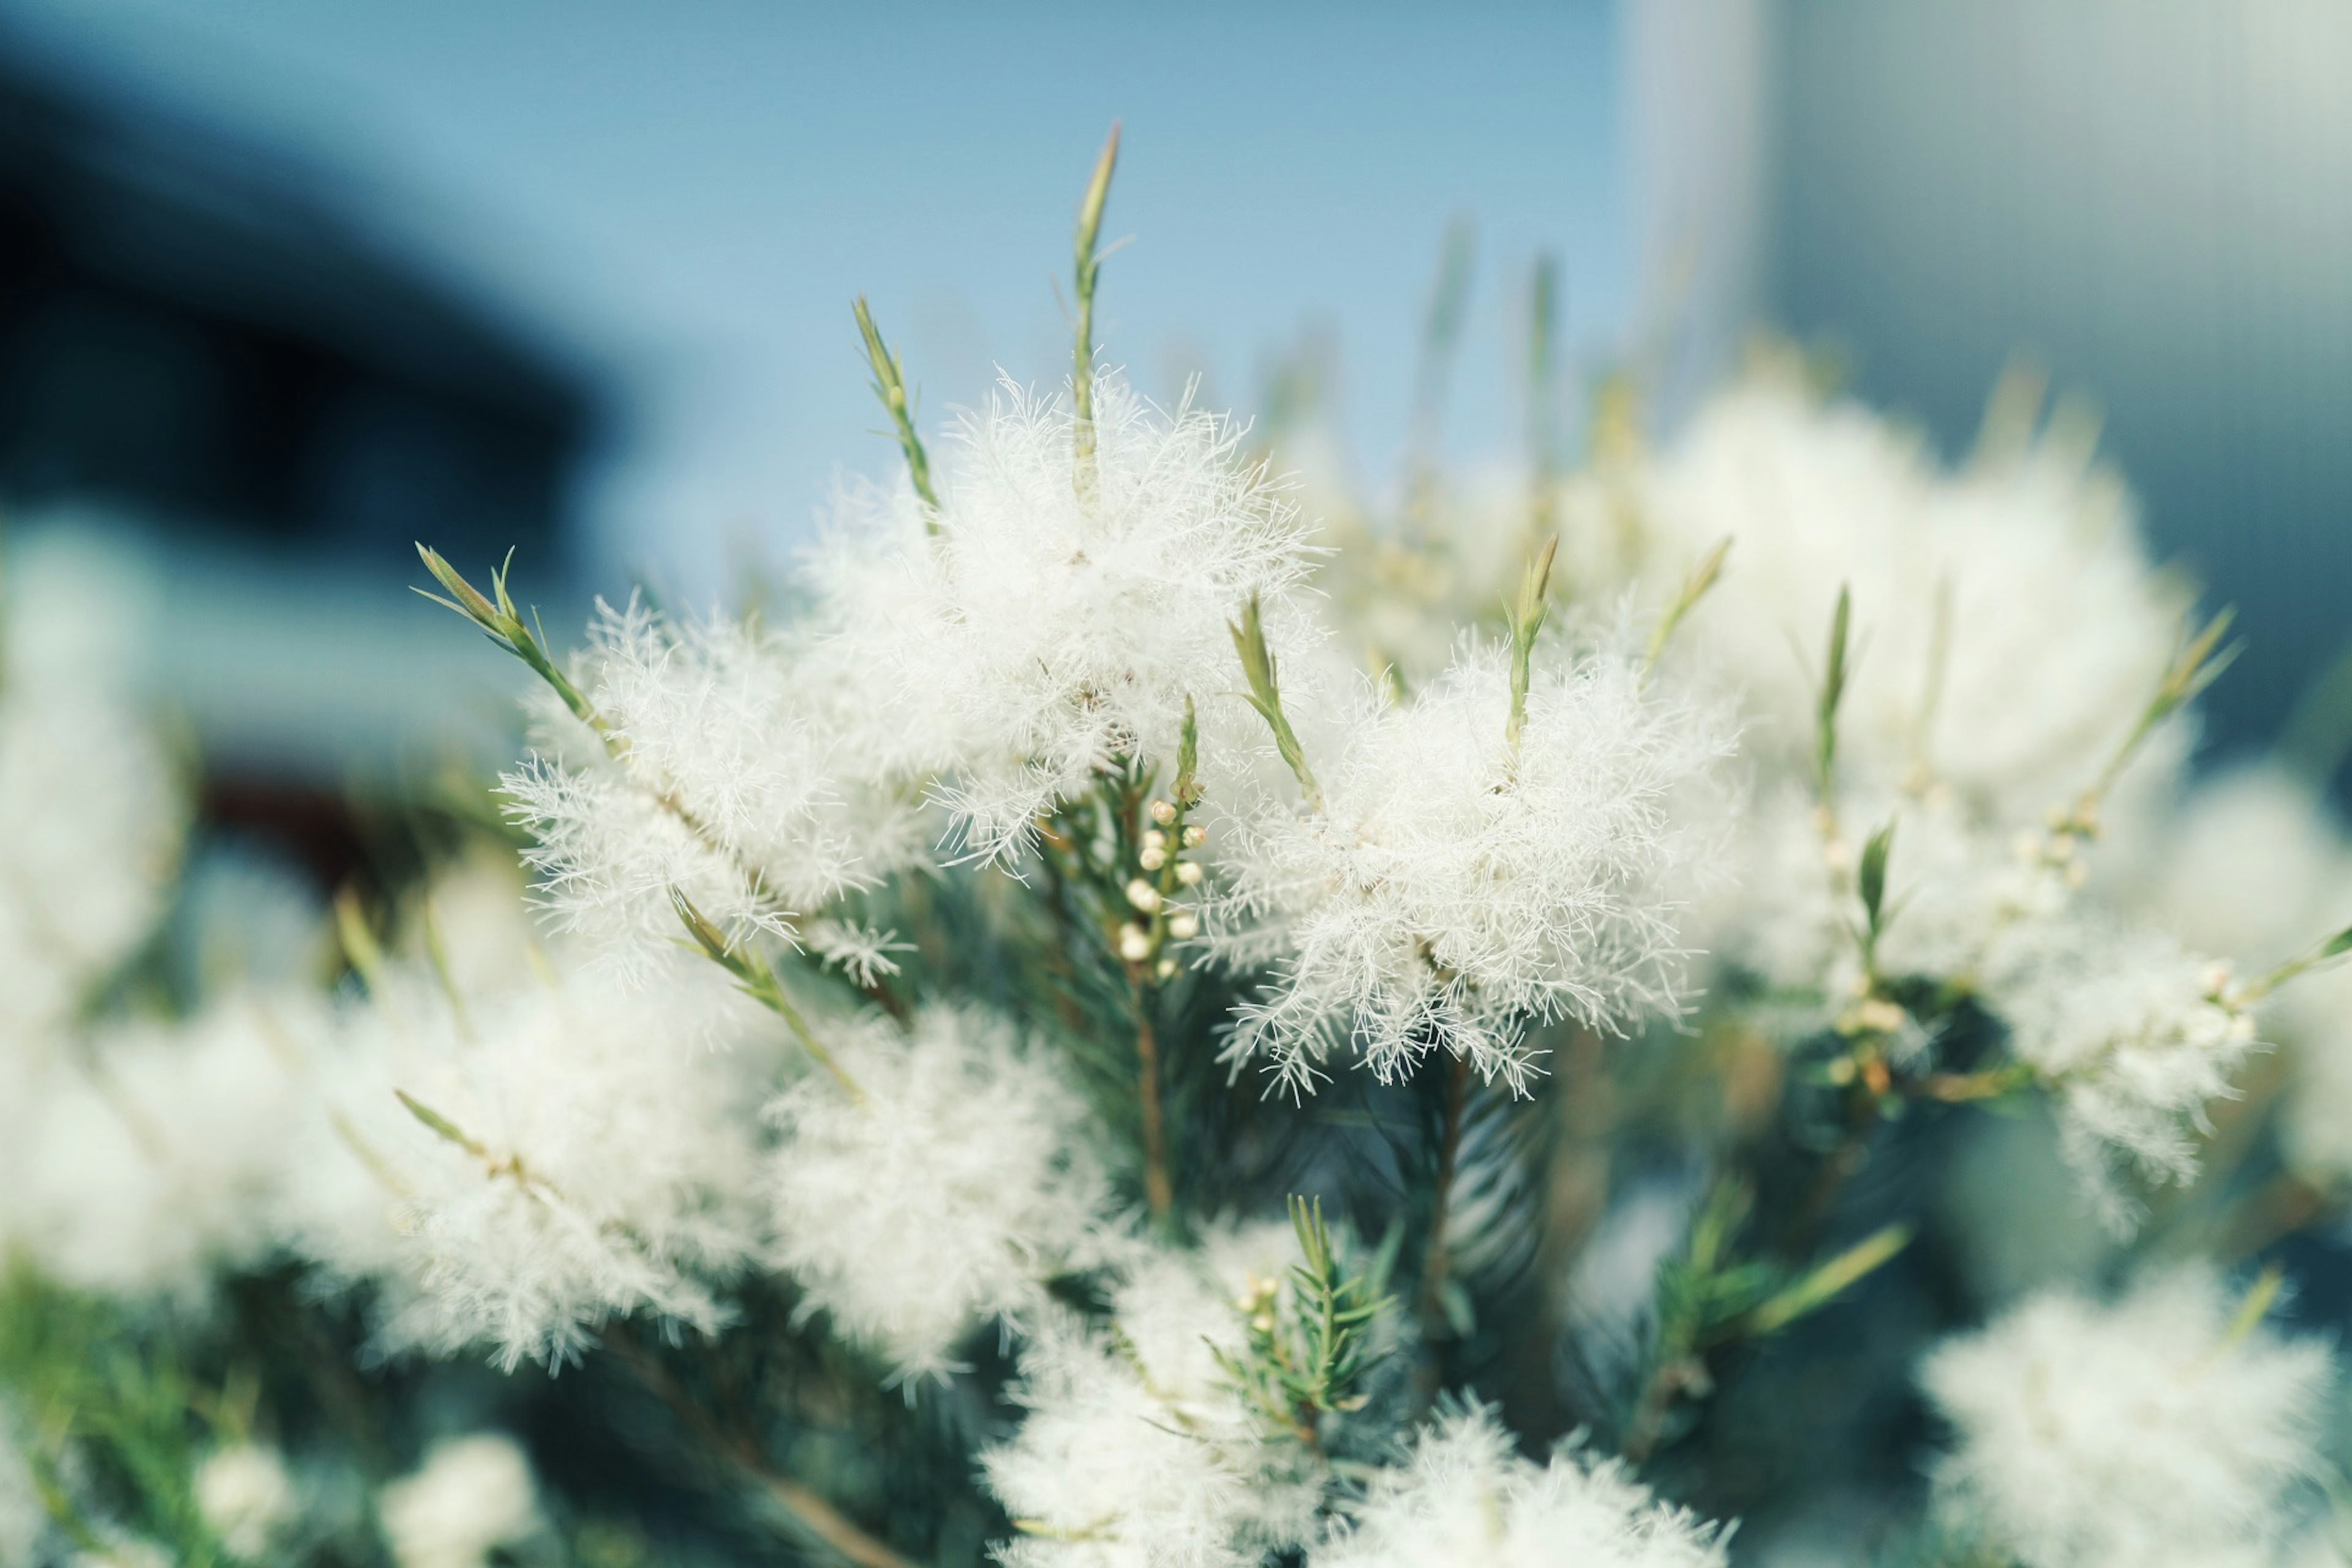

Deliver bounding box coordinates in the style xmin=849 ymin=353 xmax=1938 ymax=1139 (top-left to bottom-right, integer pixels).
xmin=1743 ymin=1224 xmax=1913 ymax=1338
xmin=394 ymin=1089 xmax=485 ymax=1158
xmin=1858 ymin=818 xmax=1897 ymax=935
xmin=1506 ymin=534 xmax=1559 ymax=749
xmin=1815 ymin=584 xmax=1852 ymax=796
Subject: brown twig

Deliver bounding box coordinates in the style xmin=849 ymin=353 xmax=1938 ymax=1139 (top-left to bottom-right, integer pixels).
xmin=1133 ymin=1005 xmax=1175 ymax=1224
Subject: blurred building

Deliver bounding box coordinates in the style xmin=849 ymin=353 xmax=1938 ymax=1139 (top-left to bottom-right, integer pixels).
xmin=0 ymin=45 xmax=590 ymax=565
xmin=0 ymin=32 xmax=603 ymax=830
xmin=1633 ymin=0 xmax=2352 ymax=772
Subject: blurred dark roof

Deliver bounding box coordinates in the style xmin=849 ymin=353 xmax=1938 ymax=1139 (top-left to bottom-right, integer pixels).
xmin=0 ymin=32 xmax=600 ymax=559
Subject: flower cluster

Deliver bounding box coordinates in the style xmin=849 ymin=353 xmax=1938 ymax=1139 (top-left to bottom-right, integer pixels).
xmin=1314 ymin=1405 xmax=1728 ymax=1568
xmin=1921 ymin=1268 xmax=2334 ymax=1567
xmin=1209 ymin=636 xmax=1734 ymax=1093
xmin=981 ymin=1223 xmax=1339 ymax=1567
xmin=6 ymin=143 xmax=2350 ymax=1568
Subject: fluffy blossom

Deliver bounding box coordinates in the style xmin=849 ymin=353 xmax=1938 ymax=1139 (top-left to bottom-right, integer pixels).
xmin=807 ymin=373 xmax=1317 ymax=864
xmin=1984 ymin=919 xmax=2259 ymax=1227
xmin=282 ymin=963 xmax=771 ymax=1368
xmin=2278 ymin=965 xmax=2352 ymax=1186
xmin=501 ymin=598 xmax=924 ymax=980
xmin=2111 ymin=764 xmax=2352 ymax=1188
xmin=766 ymin=1007 xmax=1117 ymax=1379
xmin=1 ymin=992 xmax=322 ymax=1298
xmin=1311 ymin=1404 xmax=1728 ymax=1568
xmin=0 ymin=676 xmax=183 ymax=1051
xmin=379 ymin=1433 xmax=545 ymax=1568
xmin=194 ymin=1442 xmax=298 ymax=1559
xmin=1618 ymin=373 xmax=2185 ymax=818
xmin=1210 ymin=638 xmax=1733 ymax=1093
xmin=2128 ymin=764 xmax=2352 ymax=968
xmin=1921 ymin=1268 xmax=2333 ymax=1567
xmin=981 ymin=1224 xmax=1328 ymax=1568
xmin=1702 ymin=778 xmax=2065 ymax=1005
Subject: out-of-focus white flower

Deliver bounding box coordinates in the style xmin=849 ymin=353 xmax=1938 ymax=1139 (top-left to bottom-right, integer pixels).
xmin=379 ymin=1433 xmax=545 ymax=1568
xmin=1210 ymin=639 xmax=1733 ymax=1095
xmin=194 ymin=1442 xmax=298 ymax=1559
xmin=2126 ymin=763 xmax=2352 ymax=969
xmin=1311 ymin=1404 xmax=1728 ymax=1568
xmin=806 ymin=372 xmax=1317 ymax=865
xmin=1700 ymin=778 xmax=2063 ymax=1007
xmin=1626 ymin=375 xmax=2186 ymax=821
xmin=2277 ymin=964 xmax=2352 ymax=1187
xmin=282 ymin=962 xmax=771 ymax=1369
xmin=1983 ymin=919 xmax=2258 ymax=1229
xmin=0 ymin=676 xmax=183 ymax=1052
xmin=2 ymin=990 xmax=322 ymax=1298
xmin=1309 ymin=462 xmax=1555 ymax=685
xmin=2106 ymin=764 xmax=2352 ymax=1193
xmin=1921 ymin=1268 xmax=2332 ymax=1568
xmin=767 ymin=1007 xmax=1116 ymax=1381
xmin=981 ymin=1223 xmax=1326 ymax=1567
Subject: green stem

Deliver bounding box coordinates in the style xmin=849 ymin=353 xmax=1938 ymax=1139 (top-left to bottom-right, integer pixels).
xmin=1071 ymin=124 xmax=1120 ymax=506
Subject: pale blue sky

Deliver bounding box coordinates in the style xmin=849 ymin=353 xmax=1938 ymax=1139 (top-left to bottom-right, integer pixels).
xmin=2 ymin=1 xmax=1632 ymax=594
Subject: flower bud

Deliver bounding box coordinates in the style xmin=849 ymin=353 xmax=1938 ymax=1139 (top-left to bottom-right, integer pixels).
xmin=1139 ymin=845 xmax=1167 ymax=871
xmin=1182 ymin=824 xmax=1207 ymax=848
xmin=1149 ymin=799 xmax=1178 ymax=826
xmin=1118 ymin=925 xmax=1153 ymax=962
xmin=1175 ymin=860 xmax=1204 ymax=887
xmin=1167 ymin=911 xmax=1200 ymax=941
xmin=1125 ymin=879 xmax=1162 ymax=914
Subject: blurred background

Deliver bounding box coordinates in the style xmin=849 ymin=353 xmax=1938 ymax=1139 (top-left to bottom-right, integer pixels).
xmin=2 ymin=0 xmax=2348 ymax=870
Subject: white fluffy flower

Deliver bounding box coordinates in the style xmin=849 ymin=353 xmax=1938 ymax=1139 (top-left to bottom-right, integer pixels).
xmin=1700 ymin=778 xmax=2064 ymax=1006
xmin=1921 ymin=1268 xmax=2332 ymax=1567
xmin=807 ymin=373 xmax=1316 ymax=864
xmin=1311 ymin=1404 xmax=1728 ymax=1568
xmin=379 ymin=1433 xmax=545 ymax=1568
xmin=2103 ymin=764 xmax=2352 ymax=1188
xmin=1985 ymin=918 xmax=2258 ymax=1227
xmin=2277 ymin=965 xmax=2352 ymax=1186
xmin=2129 ymin=763 xmax=2352 ymax=970
xmin=981 ymin=1223 xmax=1327 ymax=1568
xmin=1210 ymin=639 xmax=1732 ymax=1093
xmin=1628 ymin=375 xmax=2185 ymax=818
xmin=501 ymin=598 xmax=924 ymax=981
xmin=282 ymin=963 xmax=770 ymax=1368
xmin=0 ymin=677 xmax=183 ymax=1052
xmin=194 ymin=1442 xmax=298 ymax=1559
xmin=766 ymin=1007 xmax=1115 ymax=1380
xmin=2 ymin=991 xmax=322 ymax=1298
